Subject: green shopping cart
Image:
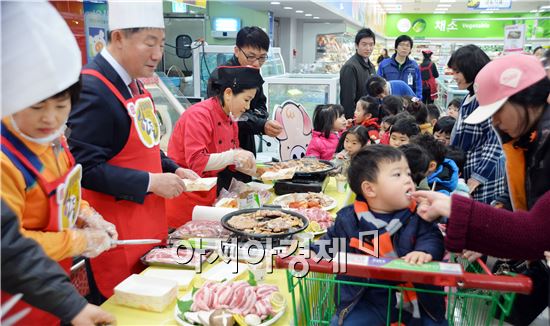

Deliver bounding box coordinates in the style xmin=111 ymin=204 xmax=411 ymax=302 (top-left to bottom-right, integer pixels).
xmin=276 ymin=253 xmax=532 ymax=326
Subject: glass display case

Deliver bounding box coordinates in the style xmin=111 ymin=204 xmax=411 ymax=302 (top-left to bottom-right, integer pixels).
xmin=192 ymin=45 xmax=284 ymax=98
xmin=435 ymin=76 xmax=468 ymax=111
xmin=141 ymin=73 xmax=192 ymax=152
xmin=263 ymin=73 xmax=340 ymax=119
xmin=311 ymin=33 xmax=355 ymax=74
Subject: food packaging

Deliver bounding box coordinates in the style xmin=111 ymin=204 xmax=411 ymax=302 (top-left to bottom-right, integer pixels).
xmin=261 ymin=167 xmax=296 ymax=181
xmin=214 ymin=179 xmax=271 ymax=209
xmin=114 ymin=274 xmax=177 ymax=312
xmin=141 ymin=268 xmax=196 ymax=289
xmin=200 ymin=261 xmax=248 ymax=282
xmin=182 ymin=177 xmax=217 ymax=192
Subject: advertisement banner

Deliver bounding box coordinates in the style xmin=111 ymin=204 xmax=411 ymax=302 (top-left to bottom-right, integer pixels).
xmin=504 ymin=24 xmax=526 ymax=52
xmin=83 ymin=1 xmax=108 ymax=62
xmin=386 ymin=13 xmax=546 ymax=39
xmin=466 ymin=0 xmax=512 ymax=10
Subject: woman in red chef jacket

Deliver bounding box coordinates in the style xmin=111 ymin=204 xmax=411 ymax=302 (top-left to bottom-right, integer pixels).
xmin=166 ymin=66 xmax=263 ymax=228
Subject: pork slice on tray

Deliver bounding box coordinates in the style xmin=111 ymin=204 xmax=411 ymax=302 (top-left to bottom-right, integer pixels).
xmin=171 ymin=220 xmax=230 ymax=238
xmin=143 ymin=247 xmax=203 ymax=266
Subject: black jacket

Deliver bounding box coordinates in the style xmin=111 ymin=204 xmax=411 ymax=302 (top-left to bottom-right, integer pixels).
xmin=339 ymin=53 xmax=376 ymax=119
xmin=207 ymin=55 xmax=268 ymax=156
xmin=67 ymin=53 xmax=179 ymax=203
xmin=1 ymin=201 xmax=88 ymax=323
xmin=524 ymin=104 xmax=550 ymax=209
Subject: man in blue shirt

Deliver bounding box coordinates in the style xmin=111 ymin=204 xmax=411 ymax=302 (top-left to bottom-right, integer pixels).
xmin=378 ymin=35 xmax=423 ymax=99
xmin=366 ymin=75 xmax=416 ymax=99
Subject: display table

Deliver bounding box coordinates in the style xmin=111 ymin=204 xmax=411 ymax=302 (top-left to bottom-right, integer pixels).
xmin=101 ymin=177 xmax=348 ymax=325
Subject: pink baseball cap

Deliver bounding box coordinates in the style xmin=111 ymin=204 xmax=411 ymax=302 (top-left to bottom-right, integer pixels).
xmin=464 ymin=54 xmax=546 ymax=125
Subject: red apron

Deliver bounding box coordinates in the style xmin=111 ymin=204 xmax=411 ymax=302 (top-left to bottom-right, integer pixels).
xmin=420 ymin=62 xmax=438 ymax=101
xmin=81 ymin=69 xmax=167 ymax=297
xmin=1 ymin=130 xmax=81 ymax=325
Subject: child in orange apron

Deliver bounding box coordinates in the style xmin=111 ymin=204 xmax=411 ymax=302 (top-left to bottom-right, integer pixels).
xmin=1 ymin=3 xmax=117 ymax=324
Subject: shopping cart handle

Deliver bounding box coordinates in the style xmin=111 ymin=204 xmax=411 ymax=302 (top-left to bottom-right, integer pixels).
xmin=275 ymin=255 xmax=533 ymax=294
xmin=460 ymin=273 xmax=532 ymax=294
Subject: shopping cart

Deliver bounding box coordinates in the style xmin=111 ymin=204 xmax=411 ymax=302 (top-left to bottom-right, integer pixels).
xmin=276 ymin=253 xmax=532 ymax=326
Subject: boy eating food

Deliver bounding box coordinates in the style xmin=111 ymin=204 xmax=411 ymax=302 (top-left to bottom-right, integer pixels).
xmin=311 ymin=145 xmax=446 ymax=325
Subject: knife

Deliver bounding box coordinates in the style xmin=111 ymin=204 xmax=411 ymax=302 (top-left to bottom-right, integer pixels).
xmin=113 ymin=239 xmax=161 ymax=245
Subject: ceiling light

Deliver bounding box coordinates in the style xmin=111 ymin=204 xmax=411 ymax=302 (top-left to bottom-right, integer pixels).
xmin=480 ymin=10 xmax=494 ymax=14
xmin=540 ymin=5 xmax=550 ymax=9
xmin=439 ymin=0 xmax=456 ymax=2
xmin=283 ymin=6 xmax=293 ymax=10
xmin=270 ymin=1 xmax=280 ymax=4
xmin=305 ymin=13 xmax=312 ymax=16
xmin=296 ymin=10 xmax=304 ymax=13
xmin=530 ymin=9 xmax=538 ymax=13
xmin=437 ymin=4 xmax=451 ymax=7
xmin=313 ymin=16 xmax=320 ymax=19
xmin=436 ymin=7 xmax=449 ymax=10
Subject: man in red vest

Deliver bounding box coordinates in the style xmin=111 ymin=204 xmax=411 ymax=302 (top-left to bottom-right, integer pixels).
xmin=67 ymin=0 xmax=198 ymax=300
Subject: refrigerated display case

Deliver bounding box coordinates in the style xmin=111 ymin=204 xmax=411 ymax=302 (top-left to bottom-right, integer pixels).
xmin=435 ymin=76 xmax=468 ymax=111
xmin=312 ymin=33 xmax=355 ymax=74
xmin=263 ymin=74 xmax=339 ymax=119
xmin=140 ymin=73 xmax=192 ymax=152
xmin=191 ymin=45 xmax=284 ymax=98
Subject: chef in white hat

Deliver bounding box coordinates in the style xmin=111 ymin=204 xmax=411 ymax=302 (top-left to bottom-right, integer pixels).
xmin=1 ymin=1 xmax=116 ymax=325
xmin=66 ymin=0 xmax=198 ymax=299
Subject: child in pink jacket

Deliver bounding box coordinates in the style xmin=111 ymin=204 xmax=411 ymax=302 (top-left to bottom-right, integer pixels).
xmin=306 ymin=104 xmax=346 ymax=160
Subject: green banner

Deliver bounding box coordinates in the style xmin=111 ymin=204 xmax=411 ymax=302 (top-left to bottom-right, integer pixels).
xmin=386 ymin=13 xmax=548 ymax=39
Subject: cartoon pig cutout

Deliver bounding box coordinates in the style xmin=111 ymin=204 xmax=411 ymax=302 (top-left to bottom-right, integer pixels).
xmin=274 ymin=100 xmax=313 ymax=161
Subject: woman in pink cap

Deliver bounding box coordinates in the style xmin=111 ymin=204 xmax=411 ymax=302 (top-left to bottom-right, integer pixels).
xmin=412 ymin=53 xmax=550 ymax=325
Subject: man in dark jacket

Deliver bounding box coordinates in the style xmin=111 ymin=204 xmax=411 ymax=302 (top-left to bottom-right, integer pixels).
xmin=378 ymin=35 xmax=423 ymax=100
xmin=1 ymin=202 xmax=115 ymax=325
xmin=207 ymin=26 xmax=282 ymax=182
xmin=340 ymin=28 xmax=377 ymax=119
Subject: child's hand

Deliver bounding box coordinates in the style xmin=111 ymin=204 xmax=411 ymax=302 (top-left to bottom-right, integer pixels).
xmin=402 ymin=251 xmax=432 ymax=265
xmin=462 ymin=250 xmax=483 ymax=262
xmin=346 ymin=118 xmax=354 ymax=128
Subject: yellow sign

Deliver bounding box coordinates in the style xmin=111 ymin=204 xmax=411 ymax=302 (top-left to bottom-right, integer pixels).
xmin=130 ymin=97 xmax=161 ymax=148
xmin=57 ymin=164 xmax=82 ymax=229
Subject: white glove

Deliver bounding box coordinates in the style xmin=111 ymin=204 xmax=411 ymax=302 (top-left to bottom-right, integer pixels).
xmin=77 ymin=206 xmax=118 ymax=241
xmin=234 ymin=149 xmax=256 ymax=176
xmin=74 ymin=229 xmax=113 ymax=258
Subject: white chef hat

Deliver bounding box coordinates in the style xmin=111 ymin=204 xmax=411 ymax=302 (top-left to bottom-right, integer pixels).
xmin=1 ymin=1 xmax=82 ymax=117
xmin=108 ymin=0 xmax=165 ymax=31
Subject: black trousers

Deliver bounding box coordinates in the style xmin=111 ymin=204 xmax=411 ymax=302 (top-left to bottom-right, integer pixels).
xmin=506 ymin=261 xmax=549 ymax=325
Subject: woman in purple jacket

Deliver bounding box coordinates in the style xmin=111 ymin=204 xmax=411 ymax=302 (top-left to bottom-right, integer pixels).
xmin=413 ymin=53 xmax=550 ymax=326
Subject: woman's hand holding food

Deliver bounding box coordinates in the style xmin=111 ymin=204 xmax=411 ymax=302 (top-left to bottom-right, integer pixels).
xmin=411 ymin=190 xmax=451 ymax=222
xmin=234 ymin=149 xmax=256 ymax=176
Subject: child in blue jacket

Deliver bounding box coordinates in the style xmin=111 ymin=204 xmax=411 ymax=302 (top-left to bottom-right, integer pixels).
xmin=311 ymin=145 xmax=447 ymax=325
xmin=411 ymin=134 xmax=459 ymax=196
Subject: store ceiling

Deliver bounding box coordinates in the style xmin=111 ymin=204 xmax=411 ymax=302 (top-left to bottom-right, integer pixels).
xmin=230 ymin=0 xmax=549 ymax=19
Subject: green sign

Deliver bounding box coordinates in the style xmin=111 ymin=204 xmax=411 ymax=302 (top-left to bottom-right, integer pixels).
xmin=386 ymin=13 xmax=548 ymax=39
